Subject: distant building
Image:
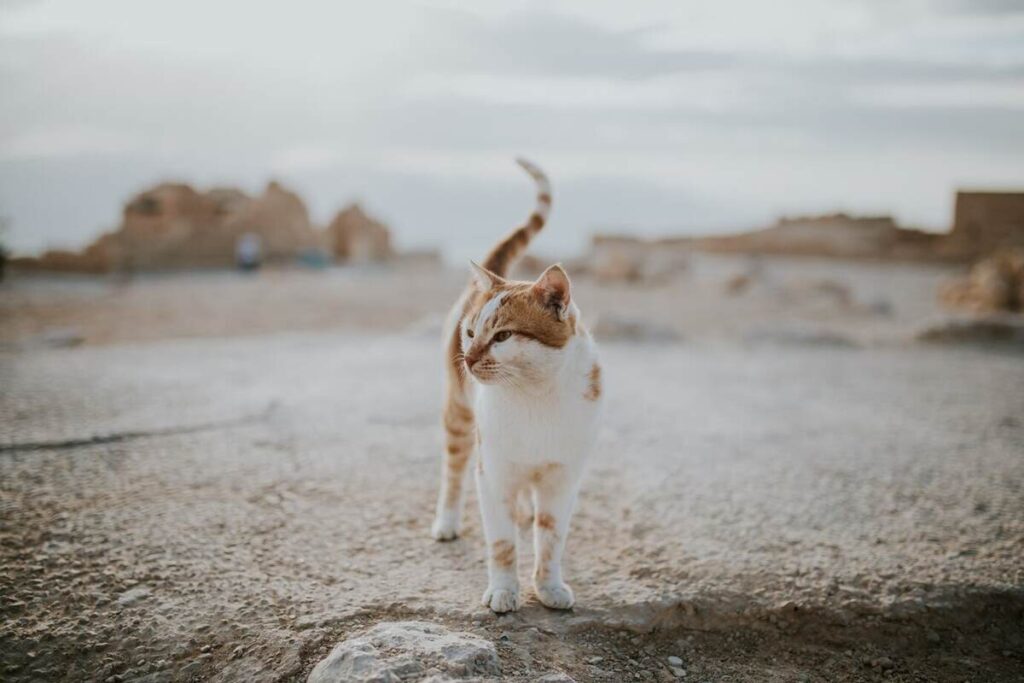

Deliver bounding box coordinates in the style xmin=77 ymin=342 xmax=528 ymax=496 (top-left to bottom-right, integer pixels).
xmin=948 ymin=192 xmax=1024 ymax=258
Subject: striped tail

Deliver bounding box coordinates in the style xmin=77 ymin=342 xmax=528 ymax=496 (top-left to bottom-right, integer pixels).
xmin=482 ymin=158 xmax=551 ymax=278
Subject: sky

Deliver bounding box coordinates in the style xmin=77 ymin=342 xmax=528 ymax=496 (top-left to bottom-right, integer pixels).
xmin=1 ymin=0 xmax=1023 ymax=260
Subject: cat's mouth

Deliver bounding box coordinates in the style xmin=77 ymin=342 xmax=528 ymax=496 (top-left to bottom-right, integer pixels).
xmin=468 ymin=362 xmax=502 ymax=383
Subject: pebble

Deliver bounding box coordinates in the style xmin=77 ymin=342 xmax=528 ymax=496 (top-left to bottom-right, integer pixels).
xmin=671 ymin=666 xmax=687 ymax=678
xmin=667 ymin=656 xmax=683 ymax=667
xmin=870 ymin=656 xmax=894 ymax=669
xmin=117 ymin=587 xmax=152 ymax=607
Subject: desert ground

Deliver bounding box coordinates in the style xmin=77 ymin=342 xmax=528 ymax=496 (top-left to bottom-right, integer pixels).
xmin=2 ymin=254 xmax=1023 ymax=682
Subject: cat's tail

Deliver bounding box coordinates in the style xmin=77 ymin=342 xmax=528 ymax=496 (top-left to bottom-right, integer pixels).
xmin=482 ymin=158 xmax=551 ymax=278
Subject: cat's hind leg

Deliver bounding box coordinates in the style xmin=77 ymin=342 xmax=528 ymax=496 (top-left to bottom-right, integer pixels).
xmin=431 ymin=391 xmax=475 ymax=541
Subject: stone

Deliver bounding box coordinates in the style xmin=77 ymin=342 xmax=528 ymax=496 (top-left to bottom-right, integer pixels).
xmin=667 ymin=656 xmax=683 ymax=667
xmin=534 ymin=673 xmax=576 ymax=682
xmin=942 ymin=248 xmax=1024 ymax=312
xmin=327 ymin=204 xmax=394 ymax=263
xmin=117 ymin=587 xmax=151 ymax=606
xmin=307 ymin=621 xmax=499 ymax=683
xmin=588 ymin=235 xmax=688 ymax=284
xmin=916 ymin=318 xmax=1024 ymax=348
xmin=14 ymin=180 xmax=327 ymax=272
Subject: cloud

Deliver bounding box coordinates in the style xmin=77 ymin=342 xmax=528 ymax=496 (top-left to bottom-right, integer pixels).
xmin=934 ymin=0 xmax=1024 ymax=16
xmin=1 ymin=1 xmax=1023 ymax=256
xmin=0 ymin=125 xmax=147 ymax=160
xmin=424 ymin=10 xmax=734 ymax=81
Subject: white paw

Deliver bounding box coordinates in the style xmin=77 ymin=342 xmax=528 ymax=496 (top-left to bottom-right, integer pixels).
xmin=481 ymin=585 xmax=521 ymax=613
xmin=535 ymin=581 xmax=575 ymax=610
xmin=431 ymin=511 xmax=460 ymax=541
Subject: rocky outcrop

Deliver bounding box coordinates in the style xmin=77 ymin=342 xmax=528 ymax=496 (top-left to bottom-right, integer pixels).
xmin=15 ymin=181 xmax=327 ymax=272
xmin=307 ymin=621 xmax=499 ymax=682
xmin=941 ymin=248 xmax=1024 ymax=313
xmin=945 ymin=192 xmax=1024 ymax=259
xmin=694 ymin=213 xmax=943 ymax=260
xmin=327 ymin=204 xmax=394 ymax=263
xmin=586 ymin=212 xmax=959 ymax=280
xmin=588 ymin=235 xmax=688 ymax=284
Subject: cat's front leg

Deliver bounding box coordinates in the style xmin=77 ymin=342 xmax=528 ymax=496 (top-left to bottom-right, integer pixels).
xmin=475 ymin=463 xmax=520 ymax=613
xmin=532 ymin=483 xmax=579 ymax=610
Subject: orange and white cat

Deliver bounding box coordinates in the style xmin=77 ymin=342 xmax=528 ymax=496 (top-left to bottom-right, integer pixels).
xmin=431 ymin=159 xmax=604 ymax=613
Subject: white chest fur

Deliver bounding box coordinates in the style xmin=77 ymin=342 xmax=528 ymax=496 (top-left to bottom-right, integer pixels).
xmin=473 ymin=334 xmax=603 ymax=467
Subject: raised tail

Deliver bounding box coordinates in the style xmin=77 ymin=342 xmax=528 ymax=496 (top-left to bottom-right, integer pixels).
xmin=482 ymin=158 xmax=551 ymax=278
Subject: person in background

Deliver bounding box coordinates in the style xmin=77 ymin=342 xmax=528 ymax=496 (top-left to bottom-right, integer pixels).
xmin=235 ymin=233 xmax=262 ymax=272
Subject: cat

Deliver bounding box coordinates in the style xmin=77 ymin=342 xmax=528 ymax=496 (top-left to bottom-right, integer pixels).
xmin=431 ymin=158 xmax=604 ymax=613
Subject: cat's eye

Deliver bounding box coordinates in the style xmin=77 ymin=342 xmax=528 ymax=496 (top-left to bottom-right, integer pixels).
xmin=493 ymin=330 xmax=512 ymax=343
xmin=466 ymin=328 xmax=474 ymax=338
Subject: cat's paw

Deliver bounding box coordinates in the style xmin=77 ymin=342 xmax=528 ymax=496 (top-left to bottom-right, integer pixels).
xmin=481 ymin=585 xmax=521 ymax=613
xmin=535 ymin=581 xmax=575 ymax=610
xmin=431 ymin=511 xmax=460 ymax=541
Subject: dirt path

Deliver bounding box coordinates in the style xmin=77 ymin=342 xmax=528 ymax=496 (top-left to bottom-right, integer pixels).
xmin=2 ymin=329 xmax=1022 ymax=681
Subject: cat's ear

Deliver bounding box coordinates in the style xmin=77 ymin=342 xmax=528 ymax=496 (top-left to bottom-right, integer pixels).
xmin=533 ymin=263 xmax=571 ymax=319
xmin=469 ymin=260 xmax=505 ymax=291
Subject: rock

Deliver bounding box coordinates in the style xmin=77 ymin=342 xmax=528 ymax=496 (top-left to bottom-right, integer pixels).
xmin=942 ymin=248 xmax=1024 ymax=312
xmin=667 ymin=656 xmax=683 ymax=667
xmin=534 ymin=673 xmax=576 ymax=682
xmin=916 ymin=317 xmax=1024 ymax=348
xmin=327 ymin=204 xmax=394 ymax=263
xmin=117 ymin=587 xmax=151 ymax=606
xmin=14 ymin=180 xmax=327 ymax=273
xmin=588 ymin=235 xmax=688 ymax=284
xmin=307 ymin=621 xmax=499 ymax=682
xmin=32 ymin=327 xmax=85 ymax=349
xmin=870 ymin=656 xmax=894 ymax=670
xmin=724 ymin=273 xmax=752 ymax=295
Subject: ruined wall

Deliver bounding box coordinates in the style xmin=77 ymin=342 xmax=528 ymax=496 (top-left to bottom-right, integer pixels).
xmin=693 ymin=214 xmax=943 ymax=260
xmin=327 ymin=204 xmax=394 ymax=263
xmin=15 ymin=181 xmax=327 ymax=272
xmin=947 ymin=192 xmax=1024 ymax=258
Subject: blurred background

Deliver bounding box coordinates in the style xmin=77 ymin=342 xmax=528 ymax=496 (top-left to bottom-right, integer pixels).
xmin=2 ymin=2 xmax=1023 ymax=682
xmin=1 ymin=0 xmax=1023 ymax=345
xmin=2 ymin=0 xmax=1023 ymax=258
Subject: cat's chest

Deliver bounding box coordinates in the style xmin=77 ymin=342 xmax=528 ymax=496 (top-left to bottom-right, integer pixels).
xmin=474 ymin=387 xmax=599 ymax=461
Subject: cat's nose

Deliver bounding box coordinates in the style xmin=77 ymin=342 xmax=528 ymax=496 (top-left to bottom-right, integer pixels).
xmin=465 ymin=354 xmax=480 ymax=369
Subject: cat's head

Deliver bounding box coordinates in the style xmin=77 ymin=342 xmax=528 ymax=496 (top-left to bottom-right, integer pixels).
xmin=460 ymin=261 xmax=578 ymax=387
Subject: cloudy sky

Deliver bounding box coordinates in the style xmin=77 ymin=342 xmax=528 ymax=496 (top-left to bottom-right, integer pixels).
xmin=1 ymin=0 xmax=1023 ymax=259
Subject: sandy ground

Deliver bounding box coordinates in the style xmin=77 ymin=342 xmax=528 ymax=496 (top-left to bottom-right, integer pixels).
xmin=2 ymin=256 xmax=1023 ymax=682
xmin=0 ymin=254 xmax=962 ymax=348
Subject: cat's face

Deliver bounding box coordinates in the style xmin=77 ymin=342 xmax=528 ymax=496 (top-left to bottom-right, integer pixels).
xmin=460 ymin=263 xmax=577 ymax=387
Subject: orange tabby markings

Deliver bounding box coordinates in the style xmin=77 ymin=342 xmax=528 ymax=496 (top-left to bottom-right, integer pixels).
xmin=584 ymin=363 xmax=602 ymax=401
xmin=432 ymin=159 xmax=602 ymax=614
xmin=492 ymin=540 xmax=516 ymax=569
xmin=535 ymin=512 xmax=557 ymax=531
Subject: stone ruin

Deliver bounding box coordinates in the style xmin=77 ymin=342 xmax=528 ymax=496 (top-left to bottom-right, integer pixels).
xmin=15 ymin=181 xmax=396 ymax=273
xmin=944 ymin=192 xmax=1024 ymax=259
xmin=326 ymin=204 xmax=394 ymax=263
xmin=586 ymin=194 xmax=1024 ymax=284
